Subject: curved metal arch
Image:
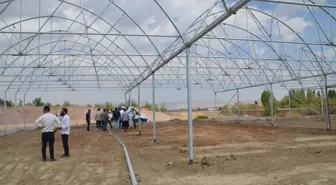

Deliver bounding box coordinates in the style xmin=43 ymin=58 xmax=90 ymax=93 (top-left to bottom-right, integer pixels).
xmin=195 ymin=38 xmax=249 ymax=88
xmin=4 ymin=40 xmax=139 ymax=91
xmin=10 ymin=51 xmax=129 ymax=94
xmin=247 ymin=7 xmax=327 ymax=75
xmin=193 ymin=42 xmax=255 ymax=86
xmin=107 ymin=0 xmax=163 ymax=61
xmin=153 ymin=0 xmax=185 ymax=42
xmin=0 ymin=17 xmax=145 ymax=78
xmin=58 ymin=0 xmax=151 ymax=70
xmin=1 ymin=33 xmax=137 ymax=84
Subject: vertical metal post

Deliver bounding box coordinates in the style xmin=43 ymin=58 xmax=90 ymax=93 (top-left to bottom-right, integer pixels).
xmin=14 ymin=92 xmax=18 ymax=131
xmin=4 ymin=91 xmax=7 ymax=134
xmin=324 ymin=75 xmax=330 ymax=131
xmin=321 ymin=76 xmax=325 ymax=120
xmin=129 ymin=91 xmax=131 ymax=107
xmin=152 ymin=74 xmax=156 ymax=143
xmin=23 ymin=93 xmax=26 ymax=129
xmin=214 ymin=92 xmax=217 ymax=109
xmin=138 ymin=85 xmax=141 ymax=136
xmin=237 ymin=89 xmax=240 ymax=122
xmin=124 ymin=93 xmax=127 ymax=105
xmin=288 ymin=91 xmax=291 ymax=109
xmin=186 ymin=47 xmax=193 ymax=164
xmin=270 ymin=83 xmax=274 ymax=127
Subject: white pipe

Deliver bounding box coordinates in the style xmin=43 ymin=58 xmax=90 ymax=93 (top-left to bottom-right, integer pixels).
xmin=4 ymin=91 xmax=7 ymax=134
xmin=23 ymin=92 xmax=27 ymax=129
xmin=14 ymin=92 xmax=18 ymax=131
xmin=152 ymin=74 xmax=156 ymax=143
xmin=325 ymin=75 xmax=330 ymax=130
xmin=270 ymin=83 xmax=274 ymax=126
xmin=237 ymin=89 xmax=240 ymax=122
xmin=111 ymin=134 xmax=138 ymax=185
xmin=186 ymin=47 xmax=193 ymax=164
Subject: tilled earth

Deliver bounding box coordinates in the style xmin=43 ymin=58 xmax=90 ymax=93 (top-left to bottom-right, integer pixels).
xmin=117 ymin=122 xmax=336 ymax=185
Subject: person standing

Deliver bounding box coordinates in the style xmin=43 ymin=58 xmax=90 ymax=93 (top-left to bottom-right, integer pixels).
xmin=86 ymin=109 xmax=91 ymax=131
xmin=100 ymin=109 xmax=111 ymax=131
xmin=112 ymin=107 xmax=121 ymax=129
xmin=35 ymin=106 xmax=61 ymax=162
xmin=95 ymin=108 xmax=102 ymax=131
xmin=121 ymin=108 xmax=129 ymax=132
xmin=59 ymin=108 xmax=70 ymax=158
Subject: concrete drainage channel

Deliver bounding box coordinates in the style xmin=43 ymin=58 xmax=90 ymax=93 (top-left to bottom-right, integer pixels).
xmin=110 ymin=133 xmax=138 ymax=185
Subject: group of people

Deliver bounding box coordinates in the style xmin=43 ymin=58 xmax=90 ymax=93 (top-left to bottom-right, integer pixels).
xmin=85 ymin=107 xmax=135 ymax=132
xmin=34 ymin=105 xmax=138 ymax=162
xmin=35 ymin=106 xmax=70 ymax=162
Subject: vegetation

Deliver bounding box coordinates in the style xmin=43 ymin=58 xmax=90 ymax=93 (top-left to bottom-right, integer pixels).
xmin=63 ymin=101 xmax=71 ymax=107
xmin=160 ymin=104 xmax=167 ymax=112
xmin=194 ymin=115 xmax=209 ymax=120
xmin=144 ymin=101 xmax=152 ymax=110
xmin=261 ymin=90 xmax=278 ymax=116
xmin=32 ymin=97 xmax=44 ymax=106
xmin=0 ymin=98 xmax=14 ymax=107
xmin=45 ymin=102 xmax=52 ymax=107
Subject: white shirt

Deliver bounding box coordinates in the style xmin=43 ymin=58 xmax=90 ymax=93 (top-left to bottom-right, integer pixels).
xmin=59 ymin=115 xmax=71 ymax=135
xmin=35 ymin=113 xmax=61 ymax=133
xmin=121 ymin=111 xmax=129 ymax=121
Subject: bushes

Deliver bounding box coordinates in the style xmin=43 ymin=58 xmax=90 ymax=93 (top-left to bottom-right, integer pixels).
xmin=194 ymin=115 xmax=208 ymax=120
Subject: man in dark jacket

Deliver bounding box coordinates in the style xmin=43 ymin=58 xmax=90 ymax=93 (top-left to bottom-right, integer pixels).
xmin=112 ymin=107 xmax=121 ymax=129
xmin=86 ymin=109 xmax=91 ymax=131
xmin=101 ymin=109 xmax=111 ymax=131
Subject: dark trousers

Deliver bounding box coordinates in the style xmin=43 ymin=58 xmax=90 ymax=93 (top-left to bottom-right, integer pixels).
xmin=61 ymin=134 xmax=69 ymax=156
xmin=102 ymin=121 xmax=107 ymax=131
xmin=86 ymin=119 xmax=90 ymax=131
xmin=118 ymin=119 xmax=122 ymax=130
xmin=41 ymin=132 xmax=55 ymax=160
xmin=96 ymin=120 xmax=101 ymax=130
xmin=122 ymin=121 xmax=129 ymax=132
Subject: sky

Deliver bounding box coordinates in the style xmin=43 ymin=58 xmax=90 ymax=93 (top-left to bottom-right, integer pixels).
xmin=0 ymin=0 xmax=335 ymax=107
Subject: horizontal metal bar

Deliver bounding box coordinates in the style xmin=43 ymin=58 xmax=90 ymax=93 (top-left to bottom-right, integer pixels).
xmin=202 ymin=36 xmax=335 ymax=46
xmin=252 ymin=0 xmax=336 ymax=8
xmin=2 ymin=54 xmax=335 ymax=63
xmin=0 ymin=31 xmax=179 ymax=38
xmin=126 ymin=0 xmax=250 ymax=93
xmin=216 ymin=72 xmax=336 ymax=93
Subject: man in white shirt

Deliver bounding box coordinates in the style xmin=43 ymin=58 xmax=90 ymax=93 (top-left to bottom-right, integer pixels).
xmin=59 ymin=108 xmax=70 ymax=158
xmin=35 ymin=106 xmax=61 ymax=162
xmin=121 ymin=108 xmax=130 ymax=132
xmin=95 ymin=108 xmax=102 ymax=131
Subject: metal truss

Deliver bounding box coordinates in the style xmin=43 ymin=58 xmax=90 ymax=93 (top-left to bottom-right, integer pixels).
xmin=0 ymin=0 xmax=335 ymax=94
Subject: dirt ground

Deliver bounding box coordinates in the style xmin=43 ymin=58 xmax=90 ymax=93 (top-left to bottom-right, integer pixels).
xmin=1 ymin=122 xmax=336 ymax=185
xmin=0 ymin=127 xmax=130 ymax=185
xmin=117 ymin=121 xmax=336 ymax=185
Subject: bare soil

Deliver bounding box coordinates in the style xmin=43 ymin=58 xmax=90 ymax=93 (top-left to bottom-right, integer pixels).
xmin=1 ymin=122 xmax=336 ymax=185
xmin=117 ymin=122 xmax=336 ymax=185
xmin=0 ymin=127 xmax=130 ymax=185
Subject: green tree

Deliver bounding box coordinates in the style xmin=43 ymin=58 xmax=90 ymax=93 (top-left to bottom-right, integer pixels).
xmin=317 ymin=91 xmax=321 ymax=97
xmin=63 ymin=101 xmax=71 ymax=107
xmin=144 ymin=101 xmax=152 ymax=110
xmin=160 ymin=104 xmax=167 ymax=112
xmin=55 ymin=104 xmax=60 ymax=107
xmin=260 ymin=90 xmax=278 ymax=116
xmin=105 ymin=102 xmax=114 ymax=111
xmin=32 ymin=97 xmax=44 ymax=106
xmin=306 ymin=89 xmax=314 ymax=104
xmin=279 ymin=95 xmax=289 ymax=108
xmin=45 ymin=102 xmax=52 ymax=107
xmin=86 ymin=104 xmax=92 ymax=107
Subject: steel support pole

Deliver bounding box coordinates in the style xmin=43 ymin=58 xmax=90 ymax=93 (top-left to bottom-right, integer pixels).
xmin=288 ymin=91 xmax=291 ymax=109
xmin=237 ymin=89 xmax=240 ymax=122
xmin=138 ymin=85 xmax=141 ymax=136
xmin=152 ymin=74 xmax=156 ymax=143
xmin=321 ymin=88 xmax=325 ymax=121
xmin=124 ymin=93 xmax=127 ymax=106
xmin=324 ymin=75 xmax=330 ymax=131
xmin=14 ymin=92 xmax=18 ymax=131
xmin=4 ymin=91 xmax=7 ymax=134
xmin=23 ymin=93 xmax=26 ymax=129
xmin=186 ymin=47 xmax=193 ymax=164
xmin=129 ymin=91 xmax=131 ymax=107
xmin=214 ymin=92 xmax=217 ymax=109
xmin=270 ymin=83 xmax=274 ymax=127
